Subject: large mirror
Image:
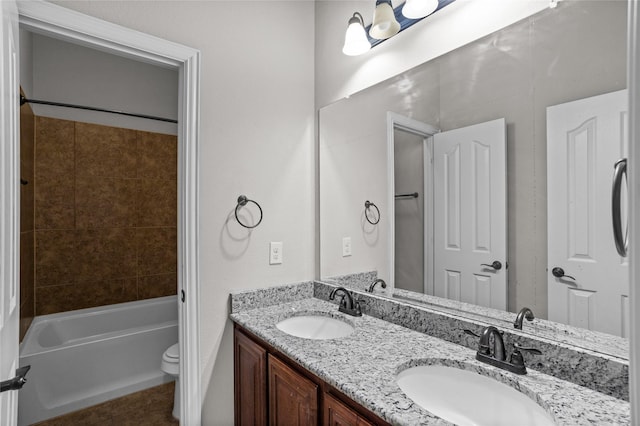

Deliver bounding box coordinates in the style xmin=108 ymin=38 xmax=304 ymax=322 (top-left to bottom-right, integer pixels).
xmin=319 ymin=0 xmax=628 ymax=347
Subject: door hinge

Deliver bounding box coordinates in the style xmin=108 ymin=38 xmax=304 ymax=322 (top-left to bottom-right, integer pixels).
xmin=0 ymin=365 xmax=30 ymax=393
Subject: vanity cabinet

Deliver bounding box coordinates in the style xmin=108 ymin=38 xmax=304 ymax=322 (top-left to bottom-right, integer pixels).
xmin=234 ymin=328 xmax=268 ymax=426
xmin=324 ymin=393 xmax=374 ymax=426
xmin=234 ymin=325 xmax=390 ymax=426
xmin=269 ymin=354 xmax=318 ymax=424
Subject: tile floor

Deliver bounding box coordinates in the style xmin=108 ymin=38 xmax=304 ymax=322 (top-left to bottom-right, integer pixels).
xmin=32 ymin=382 xmax=178 ymax=426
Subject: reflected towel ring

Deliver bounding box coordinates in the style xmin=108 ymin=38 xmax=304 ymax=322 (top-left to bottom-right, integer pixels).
xmin=364 ymin=200 xmax=380 ymax=225
xmin=235 ymin=195 xmax=263 ymax=229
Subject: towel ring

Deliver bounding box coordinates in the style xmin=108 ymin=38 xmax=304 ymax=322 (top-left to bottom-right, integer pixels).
xmin=235 ymin=195 xmax=263 ymax=229
xmin=364 ymin=200 xmax=380 ymax=225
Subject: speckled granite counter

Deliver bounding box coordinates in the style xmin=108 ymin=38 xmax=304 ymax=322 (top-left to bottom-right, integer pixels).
xmin=230 ymin=285 xmax=629 ymax=425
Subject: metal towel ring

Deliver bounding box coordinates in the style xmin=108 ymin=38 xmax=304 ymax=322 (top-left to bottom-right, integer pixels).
xmin=364 ymin=200 xmax=380 ymax=225
xmin=235 ymin=195 xmax=263 ymax=229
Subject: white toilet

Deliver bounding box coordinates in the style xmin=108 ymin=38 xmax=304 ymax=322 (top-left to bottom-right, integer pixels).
xmin=161 ymin=343 xmax=180 ymax=420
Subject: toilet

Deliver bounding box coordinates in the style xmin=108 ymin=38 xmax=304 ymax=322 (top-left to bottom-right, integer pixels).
xmin=161 ymin=343 xmax=180 ymax=420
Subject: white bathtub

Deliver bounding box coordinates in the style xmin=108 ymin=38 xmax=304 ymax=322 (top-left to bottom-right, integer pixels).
xmin=18 ymin=296 xmax=178 ymax=425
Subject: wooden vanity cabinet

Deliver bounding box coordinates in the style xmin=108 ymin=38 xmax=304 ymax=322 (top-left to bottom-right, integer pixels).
xmin=234 ymin=328 xmax=268 ymax=426
xmin=234 ymin=325 xmax=390 ymax=426
xmin=269 ymin=354 xmax=318 ymax=425
xmin=324 ymin=393 xmax=374 ymax=426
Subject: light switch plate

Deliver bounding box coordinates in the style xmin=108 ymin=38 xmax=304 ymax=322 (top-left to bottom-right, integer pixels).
xmin=342 ymin=237 xmax=352 ymax=257
xmin=270 ymin=242 xmax=283 ymax=265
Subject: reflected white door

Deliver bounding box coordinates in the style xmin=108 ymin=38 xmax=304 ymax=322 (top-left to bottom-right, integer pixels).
xmin=547 ymin=90 xmax=629 ymax=337
xmin=0 ymin=0 xmax=21 ymax=424
xmin=433 ymin=118 xmax=507 ymax=310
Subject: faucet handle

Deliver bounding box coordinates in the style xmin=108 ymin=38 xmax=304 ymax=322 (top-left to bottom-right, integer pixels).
xmin=510 ymin=343 xmax=542 ymax=367
xmin=353 ymin=298 xmax=362 ymax=316
xmin=513 ymin=342 xmax=542 ymax=355
xmin=463 ymin=329 xmax=480 ymax=338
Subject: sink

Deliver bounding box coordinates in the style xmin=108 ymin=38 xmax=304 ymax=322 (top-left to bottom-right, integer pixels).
xmin=276 ymin=315 xmax=354 ymax=340
xmin=396 ymin=365 xmax=555 ymax=426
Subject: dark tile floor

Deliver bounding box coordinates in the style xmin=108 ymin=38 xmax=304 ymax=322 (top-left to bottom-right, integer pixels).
xmin=33 ymin=382 xmax=178 ymax=426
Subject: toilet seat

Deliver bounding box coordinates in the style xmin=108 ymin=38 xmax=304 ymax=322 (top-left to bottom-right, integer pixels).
xmin=161 ymin=343 xmax=179 ymax=376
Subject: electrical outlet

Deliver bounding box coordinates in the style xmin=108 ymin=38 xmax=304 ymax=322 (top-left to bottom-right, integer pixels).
xmin=342 ymin=237 xmax=352 ymax=257
xmin=270 ymin=242 xmax=283 ymax=265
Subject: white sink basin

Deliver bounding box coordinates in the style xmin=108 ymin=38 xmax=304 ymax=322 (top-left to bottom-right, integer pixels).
xmin=397 ymin=365 xmax=555 ymax=426
xmin=276 ymin=315 xmax=354 ymax=339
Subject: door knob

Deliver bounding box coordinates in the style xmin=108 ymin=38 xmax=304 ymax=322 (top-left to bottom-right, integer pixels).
xmin=481 ymin=261 xmax=502 ymax=270
xmin=551 ymin=267 xmax=575 ymax=280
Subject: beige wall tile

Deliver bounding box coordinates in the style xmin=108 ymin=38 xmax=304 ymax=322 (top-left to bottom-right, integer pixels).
xmin=137 ymin=227 xmax=177 ymax=276
xmin=35 ymin=230 xmax=76 ymax=287
xmin=35 ymin=116 xmax=74 ymax=178
xmin=35 ymin=278 xmax=137 ymax=315
xmin=35 ymin=174 xmax=75 ymax=229
xmin=137 ymin=131 xmax=177 ymax=180
xmin=20 ymin=173 xmax=34 ymax=232
xmin=32 ymin=118 xmax=177 ymax=314
xmin=75 ymin=228 xmax=137 ymax=282
xmin=136 ymin=179 xmax=177 ymax=227
xmin=76 ymin=177 xmax=136 ymax=229
xmin=76 ymin=122 xmax=137 ymax=178
xmin=138 ymin=273 xmax=177 ymax=299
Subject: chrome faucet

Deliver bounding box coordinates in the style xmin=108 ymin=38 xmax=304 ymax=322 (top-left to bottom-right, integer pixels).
xmin=367 ymin=278 xmax=387 ymax=293
xmin=464 ymin=326 xmax=542 ymax=375
xmin=329 ymin=287 xmax=362 ymax=317
xmin=514 ymin=307 xmax=535 ymax=330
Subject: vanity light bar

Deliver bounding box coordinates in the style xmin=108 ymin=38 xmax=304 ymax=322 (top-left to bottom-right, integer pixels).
xmin=365 ymin=0 xmax=456 ymax=48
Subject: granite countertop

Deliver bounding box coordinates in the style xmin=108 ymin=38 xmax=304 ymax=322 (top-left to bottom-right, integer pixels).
xmin=230 ymin=297 xmax=630 ymax=425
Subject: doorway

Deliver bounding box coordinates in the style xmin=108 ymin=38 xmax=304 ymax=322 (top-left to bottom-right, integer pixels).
xmin=5 ymin=2 xmax=201 ymax=424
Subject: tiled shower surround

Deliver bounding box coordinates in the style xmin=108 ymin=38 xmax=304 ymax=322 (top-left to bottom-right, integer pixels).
xmin=19 ymin=96 xmax=35 ymax=340
xmin=32 ymin=116 xmax=177 ymax=315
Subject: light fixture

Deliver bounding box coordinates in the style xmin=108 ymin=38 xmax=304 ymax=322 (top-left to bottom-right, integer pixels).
xmin=401 ymin=0 xmax=439 ymax=19
xmin=342 ymin=12 xmax=371 ymax=56
xmin=370 ymin=0 xmax=400 ymax=40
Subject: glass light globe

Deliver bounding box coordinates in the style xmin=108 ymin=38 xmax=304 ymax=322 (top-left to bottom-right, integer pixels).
xmin=402 ymin=0 xmax=439 ymax=19
xmin=343 ymin=14 xmax=371 ymax=56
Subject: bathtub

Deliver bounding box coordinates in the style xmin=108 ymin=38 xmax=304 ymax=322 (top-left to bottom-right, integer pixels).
xmin=18 ymin=296 xmax=178 ymax=425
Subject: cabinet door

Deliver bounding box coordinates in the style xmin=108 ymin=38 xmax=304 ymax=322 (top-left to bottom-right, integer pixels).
xmin=268 ymin=354 xmax=318 ymax=425
xmin=235 ymin=330 xmax=268 ymax=426
xmin=324 ymin=394 xmax=374 ymax=426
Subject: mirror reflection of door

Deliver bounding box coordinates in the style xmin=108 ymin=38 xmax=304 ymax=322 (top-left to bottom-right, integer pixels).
xmin=433 ymin=118 xmax=508 ymax=310
xmin=390 ymin=115 xmax=508 ymax=310
xmin=547 ymin=90 xmax=629 ymax=337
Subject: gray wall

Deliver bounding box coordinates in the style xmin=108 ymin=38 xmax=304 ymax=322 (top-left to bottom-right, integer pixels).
xmin=29 ymin=34 xmax=178 ymax=135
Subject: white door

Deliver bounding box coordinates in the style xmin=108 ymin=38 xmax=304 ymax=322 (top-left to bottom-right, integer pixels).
xmin=547 ymin=90 xmax=629 ymax=337
xmin=433 ymin=118 xmax=507 ymax=310
xmin=0 ymin=0 xmax=21 ymax=424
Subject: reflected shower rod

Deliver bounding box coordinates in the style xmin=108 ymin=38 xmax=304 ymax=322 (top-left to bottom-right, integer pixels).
xmin=395 ymin=192 xmax=419 ymax=199
xmin=19 ymin=95 xmax=177 ymax=124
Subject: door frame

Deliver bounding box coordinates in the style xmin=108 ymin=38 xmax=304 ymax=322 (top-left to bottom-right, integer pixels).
xmin=627 ymin=0 xmax=640 ymax=422
xmin=17 ymin=2 xmax=201 ymax=424
xmin=386 ymin=112 xmax=438 ymax=293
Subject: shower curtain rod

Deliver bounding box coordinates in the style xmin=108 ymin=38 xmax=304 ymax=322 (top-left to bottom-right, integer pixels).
xmin=19 ymin=95 xmax=178 ymax=124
